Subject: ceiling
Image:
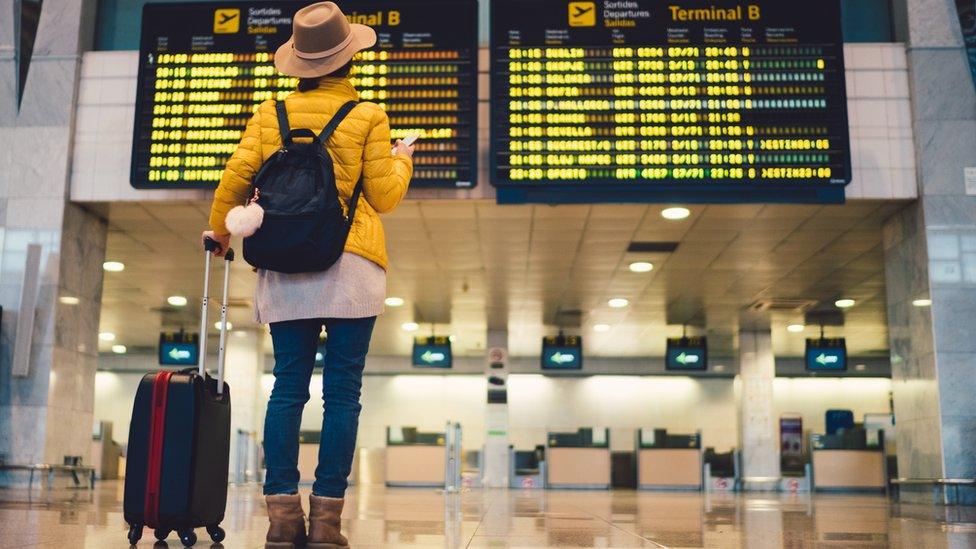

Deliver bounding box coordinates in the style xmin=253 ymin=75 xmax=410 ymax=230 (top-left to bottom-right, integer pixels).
xmin=98 ymin=199 xmax=909 ymax=359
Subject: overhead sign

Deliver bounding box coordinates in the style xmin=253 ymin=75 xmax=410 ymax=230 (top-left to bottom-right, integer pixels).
xmin=412 ymin=336 xmax=453 ymax=368
xmin=541 ymin=335 xmax=583 ymax=370
xmin=490 ymin=0 xmax=851 ymax=203
xmin=132 ymin=0 xmax=478 ymax=190
xmin=158 ymin=332 xmax=200 ymax=366
xmin=666 ymin=336 xmax=708 ymax=371
xmin=805 ymin=337 xmax=847 ymax=371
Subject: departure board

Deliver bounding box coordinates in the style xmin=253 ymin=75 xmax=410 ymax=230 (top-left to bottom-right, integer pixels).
xmin=490 ymin=0 xmax=851 ymax=202
xmin=132 ymin=0 xmax=478 ymax=189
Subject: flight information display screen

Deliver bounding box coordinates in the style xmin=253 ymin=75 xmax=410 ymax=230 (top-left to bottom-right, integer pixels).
xmin=490 ymin=0 xmax=851 ymax=201
xmin=132 ymin=0 xmax=478 ymax=189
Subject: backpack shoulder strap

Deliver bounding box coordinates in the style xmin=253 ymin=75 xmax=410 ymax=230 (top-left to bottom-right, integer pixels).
xmin=317 ymin=101 xmax=359 ymax=142
xmin=275 ymin=100 xmax=293 ymax=146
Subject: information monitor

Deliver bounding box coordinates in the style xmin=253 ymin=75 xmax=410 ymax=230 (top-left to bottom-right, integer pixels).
xmin=133 ymin=0 xmax=478 ymax=189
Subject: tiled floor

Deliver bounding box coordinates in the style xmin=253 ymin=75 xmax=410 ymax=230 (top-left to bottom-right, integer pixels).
xmin=1 ymin=482 xmax=975 ymax=548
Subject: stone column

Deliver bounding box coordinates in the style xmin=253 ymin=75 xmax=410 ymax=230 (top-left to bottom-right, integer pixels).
xmin=883 ymin=0 xmax=976 ymax=504
xmin=223 ymin=330 xmax=265 ymax=482
xmin=738 ymin=329 xmax=780 ymax=491
xmin=0 ymin=0 xmax=107 ymax=484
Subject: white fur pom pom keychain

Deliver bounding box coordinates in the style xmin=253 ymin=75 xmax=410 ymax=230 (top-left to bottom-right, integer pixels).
xmin=225 ymin=190 xmax=264 ymax=237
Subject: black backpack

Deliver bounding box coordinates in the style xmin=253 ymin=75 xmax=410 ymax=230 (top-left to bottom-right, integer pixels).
xmin=242 ymin=100 xmax=362 ymax=274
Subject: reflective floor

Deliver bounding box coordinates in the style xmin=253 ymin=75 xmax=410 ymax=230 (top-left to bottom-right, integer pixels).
xmin=1 ymin=482 xmax=976 ymax=548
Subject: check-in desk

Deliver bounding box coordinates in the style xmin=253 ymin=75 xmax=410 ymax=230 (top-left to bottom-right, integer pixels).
xmin=509 ymin=446 xmax=546 ymax=489
xmin=385 ymin=427 xmax=446 ymax=488
xmin=546 ymin=428 xmax=611 ymax=490
xmin=636 ymin=429 xmax=703 ymax=490
xmin=811 ymin=431 xmax=887 ymax=492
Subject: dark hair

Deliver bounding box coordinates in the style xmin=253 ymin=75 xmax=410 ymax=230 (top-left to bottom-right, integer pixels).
xmin=297 ymin=60 xmax=354 ymax=92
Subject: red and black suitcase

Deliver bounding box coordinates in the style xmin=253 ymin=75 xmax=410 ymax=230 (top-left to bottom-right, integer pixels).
xmin=124 ymin=239 xmax=234 ymax=546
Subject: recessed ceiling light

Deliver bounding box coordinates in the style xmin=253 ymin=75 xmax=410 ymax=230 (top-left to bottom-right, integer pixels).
xmin=59 ymin=296 xmax=80 ymax=305
xmin=103 ymin=261 xmax=125 ymax=272
xmin=628 ymin=261 xmax=654 ymax=273
xmin=912 ymin=298 xmax=932 ymax=307
xmin=787 ymin=324 xmax=805 ymax=333
xmin=99 ymin=332 xmax=116 ymax=342
xmin=385 ymin=297 xmax=405 ymax=307
xmin=608 ymin=298 xmax=630 ymax=308
xmin=448 ymin=335 xmax=456 ymax=342
xmin=214 ymin=321 xmax=233 ymax=331
xmin=111 ymin=344 xmax=127 ymax=354
xmin=167 ymin=295 xmax=188 ymax=307
xmin=834 ymin=299 xmax=856 ymax=309
xmin=593 ymin=324 xmax=611 ymax=333
xmin=401 ymin=322 xmax=419 ymax=332
xmin=661 ymin=207 xmax=690 ymax=220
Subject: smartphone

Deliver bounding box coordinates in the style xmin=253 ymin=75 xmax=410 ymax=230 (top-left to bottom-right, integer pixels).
xmin=392 ymin=133 xmax=420 ymax=155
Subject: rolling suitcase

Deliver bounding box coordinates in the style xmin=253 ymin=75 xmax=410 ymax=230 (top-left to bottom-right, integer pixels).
xmin=124 ymin=238 xmax=234 ymax=546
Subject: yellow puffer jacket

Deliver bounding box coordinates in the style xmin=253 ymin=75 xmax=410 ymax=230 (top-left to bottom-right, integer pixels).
xmin=209 ymin=77 xmax=412 ymax=269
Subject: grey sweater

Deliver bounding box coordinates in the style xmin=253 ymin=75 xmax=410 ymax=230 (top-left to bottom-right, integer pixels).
xmin=254 ymin=252 xmax=386 ymax=324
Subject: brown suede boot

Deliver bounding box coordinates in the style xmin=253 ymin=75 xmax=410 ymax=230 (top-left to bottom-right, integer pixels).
xmin=265 ymin=494 xmax=308 ymax=549
xmin=307 ymin=495 xmax=349 ymax=548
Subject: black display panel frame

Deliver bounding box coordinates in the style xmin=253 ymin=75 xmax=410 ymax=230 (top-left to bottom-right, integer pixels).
xmin=132 ymin=0 xmax=479 ymax=190
xmin=489 ymin=0 xmax=851 ymax=204
xmin=665 ymin=336 xmax=708 ymax=371
xmin=158 ymin=331 xmax=200 ymax=366
xmin=541 ymin=334 xmax=583 ymax=370
xmin=412 ymin=336 xmax=453 ymax=368
xmin=805 ymin=337 xmax=847 ymax=372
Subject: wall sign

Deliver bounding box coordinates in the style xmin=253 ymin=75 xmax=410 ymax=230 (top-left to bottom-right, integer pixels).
xmin=805 ymin=337 xmax=847 ymax=371
xmin=412 ymin=336 xmax=453 ymax=368
xmin=541 ymin=334 xmax=583 ymax=370
xmin=490 ymin=0 xmax=851 ymax=204
xmin=665 ymin=336 xmax=708 ymax=371
xmin=132 ymin=0 xmax=478 ymax=189
xmin=158 ymin=331 xmax=200 ymax=366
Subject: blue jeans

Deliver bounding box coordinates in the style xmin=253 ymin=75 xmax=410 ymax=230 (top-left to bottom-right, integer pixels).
xmin=263 ymin=316 xmax=376 ymax=497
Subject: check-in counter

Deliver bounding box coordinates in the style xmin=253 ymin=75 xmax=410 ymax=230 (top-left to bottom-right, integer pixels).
xmin=636 ymin=429 xmax=703 ymax=490
xmin=385 ymin=426 xmax=446 ymax=488
xmin=811 ymin=431 xmax=887 ymax=491
xmin=546 ymin=428 xmax=610 ymax=489
xmin=510 ymin=445 xmax=546 ymax=489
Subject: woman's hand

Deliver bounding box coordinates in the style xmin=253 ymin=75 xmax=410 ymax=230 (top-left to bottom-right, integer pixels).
xmin=393 ymin=139 xmax=415 ymax=159
xmin=202 ymin=231 xmax=231 ymax=257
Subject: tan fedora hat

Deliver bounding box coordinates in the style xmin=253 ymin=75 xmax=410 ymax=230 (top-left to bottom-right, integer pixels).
xmin=275 ymin=2 xmax=377 ymax=78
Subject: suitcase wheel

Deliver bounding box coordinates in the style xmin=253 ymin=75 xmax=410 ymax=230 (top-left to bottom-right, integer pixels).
xmin=127 ymin=523 xmax=143 ymax=545
xmin=154 ymin=528 xmax=171 ymax=541
xmin=207 ymin=525 xmax=226 ymax=543
xmin=178 ymin=529 xmax=198 ymax=547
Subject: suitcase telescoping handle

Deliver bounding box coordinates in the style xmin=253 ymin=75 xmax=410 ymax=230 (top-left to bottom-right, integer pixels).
xmin=200 ymin=237 xmax=234 ymax=394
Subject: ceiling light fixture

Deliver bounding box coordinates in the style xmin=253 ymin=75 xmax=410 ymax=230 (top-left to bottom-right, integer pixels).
xmin=401 ymin=322 xmax=419 ymax=332
xmin=385 ymin=297 xmax=405 ymax=307
xmin=787 ymin=324 xmax=805 ymax=333
xmin=661 ymin=207 xmax=690 ymax=220
xmin=912 ymin=298 xmax=932 ymax=307
xmin=214 ymin=321 xmax=233 ymax=331
xmin=59 ymin=296 xmax=80 ymax=305
xmin=167 ymin=295 xmax=188 ymax=307
xmin=608 ymin=298 xmax=630 ymax=308
xmin=103 ymin=261 xmax=125 ymax=272
xmin=111 ymin=344 xmax=127 ymax=354
xmin=99 ymin=332 xmax=116 ymax=342
xmin=593 ymin=324 xmax=611 ymax=333
xmin=628 ymin=261 xmax=654 ymax=273
xmin=834 ymin=299 xmax=856 ymax=309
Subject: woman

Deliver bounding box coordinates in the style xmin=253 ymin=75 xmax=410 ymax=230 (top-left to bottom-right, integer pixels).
xmin=203 ymin=3 xmax=413 ymax=547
